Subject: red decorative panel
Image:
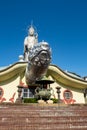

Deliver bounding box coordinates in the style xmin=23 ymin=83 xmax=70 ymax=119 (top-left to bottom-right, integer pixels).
xmin=62 ymin=89 xmax=76 ymax=104
xmin=19 ymin=81 xmax=28 ymax=88
xmin=9 ymin=92 xmax=16 ymax=103
xmin=0 ymin=87 xmax=6 ymax=103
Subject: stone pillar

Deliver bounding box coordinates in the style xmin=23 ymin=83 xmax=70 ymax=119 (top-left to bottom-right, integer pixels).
xmin=84 ymin=88 xmax=87 ymax=104
xmin=56 ymin=86 xmax=61 ymax=103
xmin=16 ymin=86 xmax=23 ymax=103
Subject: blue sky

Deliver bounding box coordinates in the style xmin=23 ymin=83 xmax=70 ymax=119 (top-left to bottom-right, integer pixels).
xmin=0 ymin=0 xmax=87 ymax=77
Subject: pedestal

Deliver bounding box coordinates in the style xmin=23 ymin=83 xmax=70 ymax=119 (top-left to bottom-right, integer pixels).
xmin=56 ymin=86 xmax=61 ymax=103
xmin=16 ymin=86 xmax=23 ymax=103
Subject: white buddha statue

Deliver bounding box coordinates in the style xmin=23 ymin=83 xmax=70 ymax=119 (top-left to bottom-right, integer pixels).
xmin=24 ymin=26 xmax=38 ymax=61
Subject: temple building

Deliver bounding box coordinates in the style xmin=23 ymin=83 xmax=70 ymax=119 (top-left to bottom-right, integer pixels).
xmin=0 ymin=26 xmax=87 ymax=104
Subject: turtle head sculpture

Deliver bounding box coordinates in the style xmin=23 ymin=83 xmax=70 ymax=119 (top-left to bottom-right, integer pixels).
xmin=25 ymin=41 xmax=52 ymax=84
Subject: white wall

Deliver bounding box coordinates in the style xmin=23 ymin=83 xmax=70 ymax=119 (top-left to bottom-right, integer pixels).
xmin=0 ymin=76 xmax=20 ymax=103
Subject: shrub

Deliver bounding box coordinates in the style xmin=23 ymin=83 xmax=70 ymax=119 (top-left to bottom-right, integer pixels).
xmin=23 ymin=98 xmax=38 ymax=103
xmin=50 ymin=98 xmax=58 ymax=103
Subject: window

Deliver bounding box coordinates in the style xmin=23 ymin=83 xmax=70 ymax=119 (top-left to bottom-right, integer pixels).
xmin=22 ymin=88 xmax=35 ymax=98
xmin=63 ymin=90 xmax=72 ymax=100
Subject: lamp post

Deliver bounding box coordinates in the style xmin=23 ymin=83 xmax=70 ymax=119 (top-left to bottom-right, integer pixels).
xmin=56 ymin=86 xmax=61 ymax=103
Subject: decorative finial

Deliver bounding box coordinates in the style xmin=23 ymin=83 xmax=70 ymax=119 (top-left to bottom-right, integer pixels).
xmin=31 ymin=20 xmax=33 ymax=27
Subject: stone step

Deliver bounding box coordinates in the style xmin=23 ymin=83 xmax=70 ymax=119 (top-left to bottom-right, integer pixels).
xmin=0 ymin=111 xmax=87 ymax=117
xmin=0 ymin=104 xmax=87 ymax=130
xmin=0 ymin=123 xmax=87 ymax=130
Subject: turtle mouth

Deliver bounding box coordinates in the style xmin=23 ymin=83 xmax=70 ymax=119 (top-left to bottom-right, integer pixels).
xmin=30 ymin=50 xmax=51 ymax=66
xmin=39 ymin=51 xmax=48 ymax=60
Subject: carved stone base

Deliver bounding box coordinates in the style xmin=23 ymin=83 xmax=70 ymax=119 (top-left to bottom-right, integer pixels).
xmin=15 ymin=97 xmax=22 ymax=103
xmin=38 ymin=99 xmax=46 ymax=104
xmin=46 ymin=100 xmax=53 ymax=104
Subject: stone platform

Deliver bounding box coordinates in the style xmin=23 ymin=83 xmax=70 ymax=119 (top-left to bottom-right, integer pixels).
xmin=0 ymin=103 xmax=87 ymax=130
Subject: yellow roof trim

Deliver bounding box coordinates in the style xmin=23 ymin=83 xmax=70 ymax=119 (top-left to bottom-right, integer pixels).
xmin=0 ymin=62 xmax=27 ymax=81
xmin=0 ymin=63 xmax=87 ymax=89
xmin=47 ymin=65 xmax=87 ymax=89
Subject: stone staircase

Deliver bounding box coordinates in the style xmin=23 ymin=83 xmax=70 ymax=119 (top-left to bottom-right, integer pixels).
xmin=0 ymin=104 xmax=87 ymax=130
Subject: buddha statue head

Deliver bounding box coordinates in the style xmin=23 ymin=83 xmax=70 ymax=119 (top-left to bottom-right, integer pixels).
xmin=28 ymin=26 xmax=35 ymax=36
